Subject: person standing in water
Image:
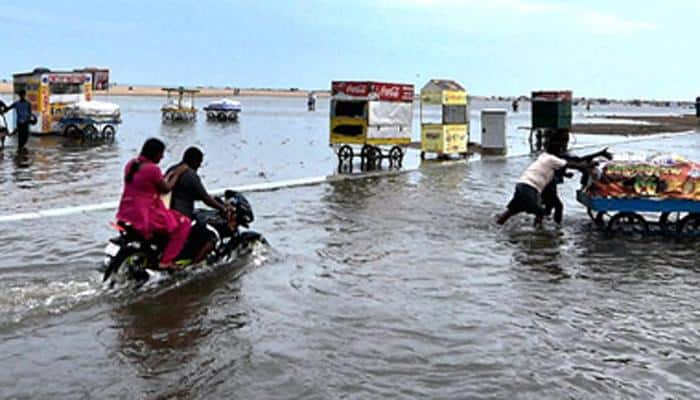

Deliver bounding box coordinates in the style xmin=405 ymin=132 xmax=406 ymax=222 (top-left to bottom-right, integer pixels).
xmin=1 ymin=89 xmax=33 ymax=153
xmin=307 ymin=91 xmax=316 ymax=111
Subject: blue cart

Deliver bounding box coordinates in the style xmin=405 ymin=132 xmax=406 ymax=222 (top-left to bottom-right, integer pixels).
xmin=58 ymin=115 xmax=121 ymax=142
xmin=577 ymin=190 xmax=700 ymax=236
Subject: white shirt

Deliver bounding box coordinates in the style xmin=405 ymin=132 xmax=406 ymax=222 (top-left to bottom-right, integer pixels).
xmin=518 ymin=153 xmax=567 ymax=192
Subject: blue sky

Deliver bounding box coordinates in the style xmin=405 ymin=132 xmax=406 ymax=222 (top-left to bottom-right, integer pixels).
xmin=0 ymin=0 xmax=697 ymax=99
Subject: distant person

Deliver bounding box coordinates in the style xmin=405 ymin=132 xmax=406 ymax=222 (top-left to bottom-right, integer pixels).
xmin=586 ymin=101 xmax=591 ymax=111
xmin=1 ymin=89 xmax=33 ymax=153
xmin=116 ymin=138 xmax=191 ymax=269
xmin=307 ymin=91 xmax=316 ymax=111
xmin=512 ymin=99 xmax=519 ymax=112
xmin=496 ymin=151 xmax=591 ymax=227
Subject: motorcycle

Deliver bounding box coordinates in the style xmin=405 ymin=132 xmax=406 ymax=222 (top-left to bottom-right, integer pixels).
xmin=102 ymin=190 xmax=263 ymax=283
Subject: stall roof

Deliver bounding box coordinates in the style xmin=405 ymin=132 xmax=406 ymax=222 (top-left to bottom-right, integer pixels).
xmin=532 ymin=90 xmax=572 ymax=101
xmin=420 ymin=79 xmax=465 ymax=93
xmin=162 ymin=87 xmax=200 ymax=93
xmin=331 ymin=81 xmax=414 ymax=102
xmin=13 ymin=68 xmax=89 ymax=78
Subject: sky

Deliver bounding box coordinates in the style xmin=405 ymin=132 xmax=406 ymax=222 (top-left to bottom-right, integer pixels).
xmin=0 ymin=0 xmax=698 ymax=99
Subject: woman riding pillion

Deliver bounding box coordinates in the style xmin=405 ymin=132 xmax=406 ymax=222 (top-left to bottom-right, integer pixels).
xmin=116 ymin=138 xmax=190 ymax=269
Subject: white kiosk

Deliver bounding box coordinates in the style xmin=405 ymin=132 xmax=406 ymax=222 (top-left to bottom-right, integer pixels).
xmin=480 ymin=109 xmax=507 ymax=155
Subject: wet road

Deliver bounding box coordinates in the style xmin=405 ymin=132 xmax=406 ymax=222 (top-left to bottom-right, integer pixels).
xmin=0 ymin=97 xmax=698 ymax=398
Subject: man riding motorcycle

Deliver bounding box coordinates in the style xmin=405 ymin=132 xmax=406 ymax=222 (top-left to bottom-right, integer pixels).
xmin=167 ymin=147 xmax=235 ymax=265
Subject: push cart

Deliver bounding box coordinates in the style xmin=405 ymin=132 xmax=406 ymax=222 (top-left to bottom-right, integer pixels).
xmin=578 ymin=190 xmax=700 ymax=236
xmin=330 ymin=81 xmax=414 ymax=171
xmin=577 ymin=157 xmax=700 ymax=236
xmin=204 ymin=99 xmax=241 ymax=122
xmin=419 ymin=79 xmax=469 ymax=160
xmin=161 ymin=87 xmax=199 ymax=122
xmin=59 ymin=100 xmax=120 ymax=141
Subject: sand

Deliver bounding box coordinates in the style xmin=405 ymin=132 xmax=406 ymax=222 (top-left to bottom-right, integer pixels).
xmin=573 ymin=115 xmax=699 ymax=135
xmin=0 ymin=81 xmax=328 ymax=98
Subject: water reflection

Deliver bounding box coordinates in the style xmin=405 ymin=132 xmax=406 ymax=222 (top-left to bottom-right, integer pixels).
xmin=110 ymin=267 xmax=251 ymax=393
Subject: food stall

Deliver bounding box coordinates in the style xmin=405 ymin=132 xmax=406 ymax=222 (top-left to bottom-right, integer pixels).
xmin=419 ymin=79 xmax=468 ymax=159
xmin=330 ymin=81 xmax=414 ymax=170
xmin=12 ymin=68 xmax=93 ymax=134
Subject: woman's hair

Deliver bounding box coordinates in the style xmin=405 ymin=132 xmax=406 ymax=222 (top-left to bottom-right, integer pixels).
xmin=140 ymin=138 xmax=166 ymax=161
xmin=125 ymin=138 xmax=165 ymax=182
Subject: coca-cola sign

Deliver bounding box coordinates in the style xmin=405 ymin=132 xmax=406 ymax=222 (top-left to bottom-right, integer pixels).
xmin=332 ymin=81 xmax=370 ymax=97
xmin=372 ymin=83 xmax=414 ymax=102
xmin=332 ymin=81 xmax=414 ymax=102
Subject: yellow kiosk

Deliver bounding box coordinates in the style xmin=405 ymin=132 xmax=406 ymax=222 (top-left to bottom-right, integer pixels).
xmin=419 ymin=79 xmax=468 ymax=159
xmin=12 ymin=68 xmax=93 ymax=134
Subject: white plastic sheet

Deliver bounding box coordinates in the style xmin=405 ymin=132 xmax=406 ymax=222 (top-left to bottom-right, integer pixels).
xmin=367 ymin=125 xmax=411 ymax=140
xmin=368 ymin=101 xmax=412 ymax=127
xmin=67 ymin=100 xmax=120 ymax=116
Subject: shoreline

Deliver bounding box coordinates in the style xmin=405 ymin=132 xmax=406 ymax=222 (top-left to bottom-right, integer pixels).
xmin=573 ymin=114 xmax=699 ymax=135
xmin=0 ymin=82 xmax=328 ymax=98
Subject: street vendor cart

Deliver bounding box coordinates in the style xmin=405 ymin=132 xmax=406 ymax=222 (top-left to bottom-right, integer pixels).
xmin=161 ymin=87 xmax=198 ymax=122
xmin=204 ymin=99 xmax=241 ymax=122
xmin=59 ymin=100 xmax=120 ymax=141
xmin=530 ymin=90 xmax=572 ymax=153
xmin=330 ymin=81 xmax=414 ymax=170
xmin=577 ymin=155 xmax=700 ymax=236
xmin=419 ymin=79 xmax=469 ymax=160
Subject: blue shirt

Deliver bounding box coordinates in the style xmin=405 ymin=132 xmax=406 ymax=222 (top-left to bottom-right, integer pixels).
xmin=13 ymin=100 xmax=32 ymax=124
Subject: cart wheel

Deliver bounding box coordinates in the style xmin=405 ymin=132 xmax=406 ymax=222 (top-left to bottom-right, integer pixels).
xmin=420 ymin=151 xmax=426 ymax=160
xmin=364 ymin=146 xmax=380 ymax=169
xmin=162 ymin=111 xmax=173 ymax=122
xmin=338 ymin=161 xmax=353 ymax=174
xmin=102 ymin=125 xmax=116 ymax=141
xmin=607 ymin=212 xmax=649 ymax=236
xmin=659 ymin=211 xmax=688 ymax=235
xmin=63 ymin=124 xmax=80 ymax=138
xmin=360 ymin=145 xmax=371 ymax=169
xmin=338 ymin=145 xmax=353 ymax=166
xmin=677 ymin=213 xmax=700 ymax=237
xmin=587 ymin=208 xmax=609 ymax=228
xmin=83 ymin=125 xmax=98 ymax=141
xmin=218 ymin=112 xmax=227 ymax=121
xmin=206 ymin=111 xmax=215 ymax=120
xmin=373 ymin=146 xmax=383 ymax=168
xmin=227 ymin=111 xmax=237 ymax=121
xmin=389 ymin=146 xmax=403 ymax=168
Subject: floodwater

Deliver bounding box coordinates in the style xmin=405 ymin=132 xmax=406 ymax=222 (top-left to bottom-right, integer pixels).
xmin=0 ymin=96 xmax=699 ymax=398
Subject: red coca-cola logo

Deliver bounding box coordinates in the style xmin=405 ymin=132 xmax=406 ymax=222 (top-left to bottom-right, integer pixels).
xmin=377 ymin=85 xmax=400 ymax=98
xmin=345 ymin=83 xmax=368 ymax=95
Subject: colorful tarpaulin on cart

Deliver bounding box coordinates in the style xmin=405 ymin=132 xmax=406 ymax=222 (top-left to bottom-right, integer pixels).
xmin=587 ymin=154 xmax=700 ymax=201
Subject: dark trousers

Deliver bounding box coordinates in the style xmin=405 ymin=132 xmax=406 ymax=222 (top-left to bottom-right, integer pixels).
xmin=17 ymin=122 xmax=29 ymax=150
xmin=506 ymin=183 xmax=545 ymax=217
xmin=542 ymin=182 xmax=563 ymax=223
